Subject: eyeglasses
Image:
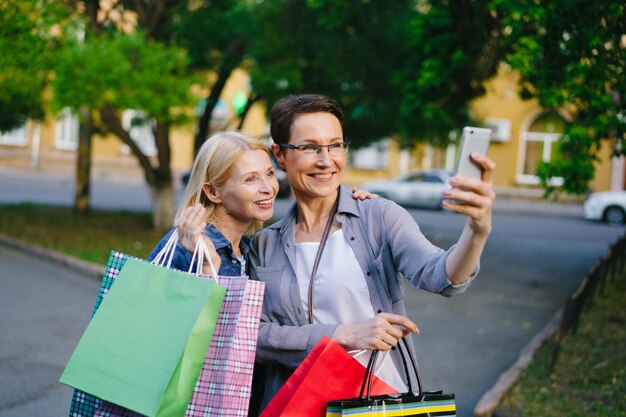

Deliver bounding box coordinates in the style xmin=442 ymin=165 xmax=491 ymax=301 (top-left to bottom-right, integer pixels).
xmin=279 ymin=140 xmax=350 ymax=156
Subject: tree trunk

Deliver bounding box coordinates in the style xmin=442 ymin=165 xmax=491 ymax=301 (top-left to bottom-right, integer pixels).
xmin=150 ymin=180 xmax=176 ymax=232
xmin=74 ymin=1 xmax=99 ymax=214
xmin=74 ymin=108 xmax=93 ymax=214
xmin=100 ymin=106 xmax=176 ymax=231
xmin=237 ymin=93 xmax=261 ymax=131
xmin=194 ymin=67 xmax=232 ymax=155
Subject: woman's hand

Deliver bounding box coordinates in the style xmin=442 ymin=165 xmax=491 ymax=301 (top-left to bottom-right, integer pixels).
xmin=331 ymin=312 xmax=419 ymax=351
xmin=351 ymin=186 xmax=378 ymax=200
xmin=178 ymin=204 xmax=221 ymax=274
xmin=441 ymin=153 xmax=496 ymax=236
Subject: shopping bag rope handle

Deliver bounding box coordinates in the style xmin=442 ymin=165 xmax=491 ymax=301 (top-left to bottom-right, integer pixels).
xmin=359 ymin=337 xmax=424 ymax=400
xmin=189 ymin=232 xmax=218 ymax=277
xmin=358 ymin=350 xmax=380 ymax=399
xmin=151 ymin=229 xmax=179 ymax=269
xmin=350 ymin=349 xmax=391 ymax=376
xmin=150 ymin=229 xmax=218 ymax=277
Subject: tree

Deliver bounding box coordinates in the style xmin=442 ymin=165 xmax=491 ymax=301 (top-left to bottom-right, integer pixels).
xmin=247 ymin=0 xmax=414 ymax=147
xmin=0 ymin=1 xmax=68 ymax=131
xmin=152 ymin=0 xmax=253 ymax=154
xmin=492 ymin=0 xmax=626 ymax=195
xmin=52 ymin=30 xmax=197 ymax=230
xmin=247 ymin=0 xmax=507 ymax=151
xmin=397 ymin=0 xmax=505 ymax=147
xmin=52 ymin=0 xmax=260 ymax=228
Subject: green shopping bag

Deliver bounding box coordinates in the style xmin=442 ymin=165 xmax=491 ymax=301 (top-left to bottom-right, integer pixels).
xmin=60 ymin=257 xmax=226 ymax=417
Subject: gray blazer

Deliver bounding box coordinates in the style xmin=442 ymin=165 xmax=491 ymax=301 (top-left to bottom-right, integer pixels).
xmin=249 ymin=185 xmax=478 ymax=409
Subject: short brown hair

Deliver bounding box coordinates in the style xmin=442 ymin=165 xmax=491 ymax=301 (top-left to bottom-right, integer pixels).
xmin=269 ymin=94 xmax=345 ymax=145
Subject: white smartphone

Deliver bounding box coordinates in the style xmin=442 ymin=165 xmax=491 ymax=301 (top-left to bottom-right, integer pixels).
xmin=453 ymin=126 xmax=491 ymax=180
xmin=447 ymin=127 xmax=491 ymax=205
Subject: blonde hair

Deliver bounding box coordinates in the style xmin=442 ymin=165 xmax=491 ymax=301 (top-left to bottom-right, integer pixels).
xmin=175 ymin=131 xmax=271 ymax=235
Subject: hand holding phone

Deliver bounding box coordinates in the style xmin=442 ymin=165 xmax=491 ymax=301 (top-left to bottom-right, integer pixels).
xmin=453 ymin=127 xmax=491 ymax=180
xmin=447 ymin=127 xmax=491 ymax=205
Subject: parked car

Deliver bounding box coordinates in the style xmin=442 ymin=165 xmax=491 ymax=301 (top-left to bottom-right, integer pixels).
xmin=361 ymin=169 xmax=451 ymax=209
xmin=180 ymin=153 xmax=291 ymax=198
xmin=583 ymin=191 xmax=626 ymax=226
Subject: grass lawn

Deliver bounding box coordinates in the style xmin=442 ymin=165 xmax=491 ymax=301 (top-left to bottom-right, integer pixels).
xmin=496 ymin=273 xmax=625 ymax=417
xmin=0 ymin=203 xmax=164 ymax=265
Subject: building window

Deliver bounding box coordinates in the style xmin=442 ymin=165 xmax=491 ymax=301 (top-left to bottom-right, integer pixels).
xmin=0 ymin=122 xmax=28 ymax=146
xmin=517 ymin=112 xmax=564 ymax=185
xmin=349 ymin=139 xmax=389 ymax=170
xmin=55 ymin=108 xmax=79 ymax=150
xmin=121 ymin=110 xmax=157 ymax=156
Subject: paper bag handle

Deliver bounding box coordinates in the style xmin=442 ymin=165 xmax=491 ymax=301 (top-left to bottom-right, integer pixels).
xmin=359 ymin=337 xmax=424 ymax=400
xmin=151 ymin=229 xmax=179 ymax=269
xmin=189 ymin=233 xmax=218 ymax=277
xmin=150 ymin=228 xmax=218 ymax=277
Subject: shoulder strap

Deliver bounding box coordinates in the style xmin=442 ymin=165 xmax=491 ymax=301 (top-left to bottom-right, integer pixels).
xmin=307 ymin=192 xmax=340 ymax=324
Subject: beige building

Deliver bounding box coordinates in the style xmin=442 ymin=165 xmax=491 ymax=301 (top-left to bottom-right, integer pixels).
xmin=1 ymin=67 xmax=622 ymax=197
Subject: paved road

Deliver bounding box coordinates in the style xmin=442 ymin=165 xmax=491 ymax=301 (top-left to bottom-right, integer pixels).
xmin=404 ymin=209 xmax=623 ymax=416
xmin=0 ymin=243 xmax=99 ymax=417
xmin=0 ymin=168 xmax=623 ymax=416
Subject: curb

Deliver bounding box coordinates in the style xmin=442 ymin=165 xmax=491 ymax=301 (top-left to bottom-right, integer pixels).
xmin=473 ymin=307 xmax=563 ymax=417
xmin=0 ymin=234 xmax=105 ymax=281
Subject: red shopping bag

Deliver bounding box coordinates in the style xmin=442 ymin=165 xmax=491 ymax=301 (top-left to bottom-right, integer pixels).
xmin=260 ymin=337 xmax=398 ymax=417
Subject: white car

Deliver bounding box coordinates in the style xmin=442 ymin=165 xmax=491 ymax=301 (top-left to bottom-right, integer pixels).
xmin=361 ymin=170 xmax=451 ymax=209
xmin=583 ymin=191 xmax=626 ymax=226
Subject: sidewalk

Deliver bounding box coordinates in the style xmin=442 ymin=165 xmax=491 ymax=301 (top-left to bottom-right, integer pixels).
xmin=492 ymin=195 xmax=583 ymax=218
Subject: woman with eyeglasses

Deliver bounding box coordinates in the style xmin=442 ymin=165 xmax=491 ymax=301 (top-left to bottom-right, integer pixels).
xmin=249 ymin=94 xmax=496 ymax=413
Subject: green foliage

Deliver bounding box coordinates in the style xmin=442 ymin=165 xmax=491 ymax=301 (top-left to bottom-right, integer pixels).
xmin=0 ymin=0 xmax=72 ymax=131
xmin=398 ymin=0 xmax=503 ymax=146
xmin=493 ymin=0 xmax=626 ymax=195
xmin=249 ymin=0 xmax=506 ymax=149
xmin=248 ymin=0 xmax=415 ymax=147
xmin=537 ymin=124 xmax=598 ymax=197
xmin=51 ymin=31 xmax=196 ymax=124
xmin=163 ymin=0 xmax=251 ymax=72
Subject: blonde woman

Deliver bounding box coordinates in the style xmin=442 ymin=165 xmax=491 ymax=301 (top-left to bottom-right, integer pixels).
xmin=148 ymin=131 xmax=279 ymax=275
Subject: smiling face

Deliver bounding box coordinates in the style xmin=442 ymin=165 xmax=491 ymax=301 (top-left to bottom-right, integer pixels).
xmin=210 ymin=149 xmax=279 ymax=226
xmin=273 ymin=112 xmax=346 ymax=203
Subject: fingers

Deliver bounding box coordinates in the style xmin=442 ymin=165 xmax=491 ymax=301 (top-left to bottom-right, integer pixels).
xmin=378 ymin=312 xmax=419 ymax=335
xmin=470 ymin=153 xmax=496 ymax=183
xmin=331 ymin=314 xmax=419 ymax=352
xmin=370 ymin=313 xmax=419 ymax=351
xmin=442 ymin=166 xmax=496 ymax=209
xmin=351 ymin=186 xmax=378 ymax=200
xmin=178 ymin=204 xmax=208 ymax=253
xmin=442 ymin=174 xmax=495 ymax=234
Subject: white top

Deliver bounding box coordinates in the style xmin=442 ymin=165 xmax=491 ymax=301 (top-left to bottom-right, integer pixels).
xmin=294 ymin=229 xmax=407 ymax=391
xmin=235 ymin=254 xmax=246 ymax=276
